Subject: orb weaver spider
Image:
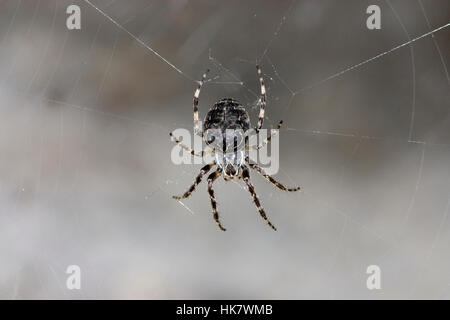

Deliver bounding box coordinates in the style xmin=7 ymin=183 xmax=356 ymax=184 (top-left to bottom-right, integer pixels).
xmin=170 ymin=66 xmax=300 ymax=231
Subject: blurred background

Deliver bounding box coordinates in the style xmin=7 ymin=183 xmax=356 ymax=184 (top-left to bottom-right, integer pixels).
xmin=0 ymin=0 xmax=449 ymax=299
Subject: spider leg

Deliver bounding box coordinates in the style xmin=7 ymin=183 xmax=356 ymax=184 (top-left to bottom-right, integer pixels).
xmin=172 ymin=162 xmax=216 ymax=200
xmin=169 ymin=132 xmax=214 ymax=157
xmin=255 ymin=65 xmax=266 ymax=131
xmin=246 ymin=158 xmax=300 ymax=192
xmin=193 ymin=69 xmax=209 ymax=136
xmin=253 ymin=120 xmax=283 ymax=150
xmin=207 ymin=168 xmax=226 ymax=231
xmin=242 ymin=166 xmax=277 ymax=231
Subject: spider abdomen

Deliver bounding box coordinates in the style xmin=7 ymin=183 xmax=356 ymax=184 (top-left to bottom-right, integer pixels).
xmin=203 ymin=98 xmax=250 ymax=132
xmin=203 ymin=98 xmax=250 ymax=151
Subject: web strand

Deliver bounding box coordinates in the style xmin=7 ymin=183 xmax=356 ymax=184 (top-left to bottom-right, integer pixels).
xmin=83 ymin=0 xmax=195 ymax=82
xmin=258 ymin=0 xmax=296 ymax=63
xmin=385 ymin=0 xmax=417 ymax=142
xmin=293 ymin=22 xmax=450 ymax=95
xmin=418 ymin=0 xmax=450 ymax=87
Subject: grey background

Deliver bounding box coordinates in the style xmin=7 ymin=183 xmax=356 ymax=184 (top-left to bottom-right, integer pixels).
xmin=0 ymin=0 xmax=449 ymax=299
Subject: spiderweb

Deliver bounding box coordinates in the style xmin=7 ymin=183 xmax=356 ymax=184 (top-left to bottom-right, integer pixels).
xmin=0 ymin=0 xmax=449 ymax=299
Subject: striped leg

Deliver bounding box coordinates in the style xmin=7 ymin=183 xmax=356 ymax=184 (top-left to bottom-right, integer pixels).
xmin=247 ymin=160 xmax=300 ymax=192
xmin=193 ymin=69 xmax=209 ymax=136
xmin=242 ymin=167 xmax=277 ymax=231
xmin=255 ymin=65 xmax=266 ymax=131
xmin=254 ymin=120 xmax=283 ymax=150
xmin=207 ymin=168 xmax=226 ymax=231
xmin=169 ymin=132 xmax=214 ymax=157
xmin=173 ymin=162 xmax=216 ymax=200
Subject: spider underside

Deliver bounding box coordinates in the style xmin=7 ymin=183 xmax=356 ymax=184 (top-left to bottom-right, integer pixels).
xmin=169 ymin=66 xmax=300 ymax=231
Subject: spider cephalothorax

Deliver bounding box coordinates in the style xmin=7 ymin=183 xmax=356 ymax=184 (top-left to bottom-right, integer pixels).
xmin=169 ymin=66 xmax=300 ymax=231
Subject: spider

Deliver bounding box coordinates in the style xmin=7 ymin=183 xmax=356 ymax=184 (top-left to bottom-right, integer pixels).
xmin=169 ymin=66 xmax=300 ymax=231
